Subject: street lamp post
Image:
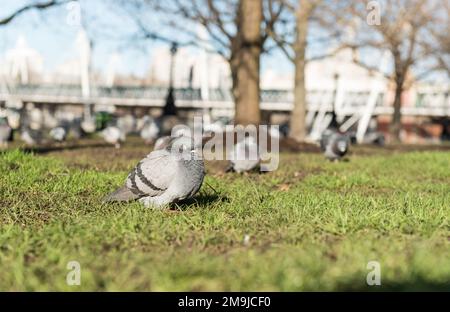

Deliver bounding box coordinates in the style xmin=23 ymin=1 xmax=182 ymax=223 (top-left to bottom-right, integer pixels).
xmin=163 ymin=42 xmax=178 ymax=116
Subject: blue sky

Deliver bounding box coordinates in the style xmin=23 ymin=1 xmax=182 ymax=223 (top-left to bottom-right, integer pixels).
xmin=0 ymin=0 xmax=294 ymax=78
xmin=1 ymin=0 xmax=446 ymax=84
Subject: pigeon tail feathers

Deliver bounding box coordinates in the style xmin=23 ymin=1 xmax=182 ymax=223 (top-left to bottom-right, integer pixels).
xmin=225 ymin=161 xmax=234 ymax=173
xmin=103 ymin=186 xmax=140 ymax=202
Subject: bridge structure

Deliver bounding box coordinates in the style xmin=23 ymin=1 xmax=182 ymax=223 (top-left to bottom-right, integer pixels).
xmin=1 ymin=82 xmax=449 ymax=142
xmin=1 ymin=82 xmax=449 ymax=114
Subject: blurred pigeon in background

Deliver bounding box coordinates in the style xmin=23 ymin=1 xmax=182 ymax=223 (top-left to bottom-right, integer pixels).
xmin=154 ymin=125 xmax=192 ymax=150
xmin=102 ymin=126 xmax=125 ymax=149
xmin=320 ymin=129 xmax=349 ymax=161
xmin=279 ymin=122 xmax=290 ymax=138
xmin=117 ymin=114 xmax=137 ymax=135
xmin=172 ymin=125 xmax=192 ymax=137
xmin=6 ymin=109 xmax=21 ymax=130
xmin=0 ymin=117 xmax=12 ymax=148
xmin=140 ymin=116 xmax=160 ymax=144
xmin=269 ymin=126 xmax=282 ymax=140
xmin=153 ymin=135 xmax=171 ymax=150
xmin=104 ymin=135 xmax=205 ymax=208
xmin=21 ymin=127 xmax=43 ymax=146
xmin=81 ymin=118 xmax=96 ymax=134
xmin=226 ymin=134 xmax=260 ymax=173
xmin=203 ymin=117 xmax=228 ymax=134
xmin=49 ymin=126 xmax=67 ymax=142
xmin=26 ymin=104 xmax=43 ymax=131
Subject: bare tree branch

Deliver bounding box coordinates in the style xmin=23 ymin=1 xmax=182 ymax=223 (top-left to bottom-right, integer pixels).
xmin=0 ymin=0 xmax=70 ymax=25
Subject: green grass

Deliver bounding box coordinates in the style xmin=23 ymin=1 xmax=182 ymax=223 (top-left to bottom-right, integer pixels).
xmin=0 ymin=147 xmax=449 ymax=291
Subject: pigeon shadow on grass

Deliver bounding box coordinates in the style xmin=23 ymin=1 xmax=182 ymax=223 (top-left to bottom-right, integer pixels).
xmin=21 ymin=142 xmax=111 ymax=155
xmin=103 ymin=193 xmax=229 ymax=211
xmin=103 ymin=179 xmax=228 ymax=211
xmin=172 ymin=193 xmax=230 ymax=211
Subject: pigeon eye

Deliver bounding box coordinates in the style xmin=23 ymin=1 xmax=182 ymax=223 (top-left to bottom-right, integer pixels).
xmin=174 ymin=144 xmax=185 ymax=153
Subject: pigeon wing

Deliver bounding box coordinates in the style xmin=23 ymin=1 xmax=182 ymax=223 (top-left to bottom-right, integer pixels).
xmin=125 ymin=150 xmax=176 ymax=197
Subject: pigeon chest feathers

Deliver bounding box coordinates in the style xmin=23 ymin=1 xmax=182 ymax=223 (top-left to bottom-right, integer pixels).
xmin=0 ymin=125 xmax=11 ymax=141
xmin=332 ymin=138 xmax=348 ymax=157
xmin=177 ymin=157 xmax=205 ymax=198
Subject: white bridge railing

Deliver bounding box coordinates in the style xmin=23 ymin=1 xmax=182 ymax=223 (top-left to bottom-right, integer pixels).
xmin=0 ymin=84 xmax=449 ymax=118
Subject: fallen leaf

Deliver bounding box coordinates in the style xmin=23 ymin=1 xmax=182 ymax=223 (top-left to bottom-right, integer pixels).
xmin=278 ymin=184 xmax=290 ymax=191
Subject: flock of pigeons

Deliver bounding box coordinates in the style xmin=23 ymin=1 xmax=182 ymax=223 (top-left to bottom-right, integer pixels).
xmin=0 ymin=109 xmax=350 ymax=209
xmin=0 ymin=111 xmax=171 ymax=149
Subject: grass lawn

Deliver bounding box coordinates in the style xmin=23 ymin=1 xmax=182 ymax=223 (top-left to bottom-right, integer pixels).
xmin=0 ymin=141 xmax=449 ymax=291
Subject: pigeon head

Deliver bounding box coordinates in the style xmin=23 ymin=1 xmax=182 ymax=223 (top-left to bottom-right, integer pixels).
xmin=167 ymin=135 xmax=196 ymax=155
xmin=337 ymin=140 xmax=347 ymax=153
xmin=172 ymin=125 xmax=192 ymax=138
xmin=333 ymin=136 xmax=349 ymax=155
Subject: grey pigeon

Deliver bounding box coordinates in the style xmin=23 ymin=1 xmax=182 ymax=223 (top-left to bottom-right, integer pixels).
xmin=102 ymin=126 xmax=125 ymax=148
xmin=21 ymin=127 xmax=43 ymax=146
xmin=104 ymin=135 xmax=205 ymax=208
xmin=226 ymin=135 xmax=260 ymax=173
xmin=140 ymin=116 xmax=160 ymax=144
xmin=153 ymin=135 xmax=171 ymax=150
xmin=0 ymin=117 xmax=12 ymax=148
xmin=117 ymin=114 xmax=137 ymax=135
xmin=81 ymin=118 xmax=96 ymax=134
xmin=320 ymin=129 xmax=349 ymax=161
xmin=49 ymin=126 xmax=67 ymax=142
xmin=153 ymin=126 xmax=192 ymax=150
xmin=6 ymin=109 xmax=20 ymax=130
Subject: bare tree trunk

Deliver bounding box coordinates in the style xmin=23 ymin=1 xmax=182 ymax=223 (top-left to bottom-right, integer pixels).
xmin=390 ymin=52 xmax=405 ymax=142
xmin=231 ymin=0 xmax=262 ymax=126
xmin=289 ymin=1 xmax=310 ymax=142
xmin=390 ymin=79 xmax=403 ymax=142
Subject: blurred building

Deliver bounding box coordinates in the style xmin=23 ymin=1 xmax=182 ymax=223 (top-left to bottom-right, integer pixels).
xmin=147 ymin=46 xmax=231 ymax=90
xmin=1 ymin=36 xmax=44 ymax=84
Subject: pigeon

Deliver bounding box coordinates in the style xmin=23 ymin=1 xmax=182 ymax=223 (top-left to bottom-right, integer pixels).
xmin=269 ymin=126 xmax=281 ymax=140
xmin=153 ymin=126 xmax=192 ymax=150
xmin=102 ymin=126 xmax=125 ymax=149
xmin=21 ymin=127 xmax=43 ymax=146
xmin=117 ymin=114 xmax=137 ymax=135
xmin=0 ymin=117 xmax=12 ymax=148
xmin=49 ymin=126 xmax=67 ymax=142
xmin=6 ymin=109 xmax=21 ymax=130
xmin=104 ymin=135 xmax=205 ymax=208
xmin=71 ymin=118 xmax=84 ymax=139
xmin=320 ymin=129 xmax=349 ymax=161
xmin=27 ymin=106 xmax=43 ymax=130
xmin=279 ymin=122 xmax=289 ymax=137
xmin=81 ymin=118 xmax=96 ymax=134
xmin=203 ymin=119 xmax=226 ymax=133
xmin=172 ymin=125 xmax=192 ymax=137
xmin=226 ymin=135 xmax=260 ymax=173
xmin=153 ymin=135 xmax=171 ymax=150
xmin=140 ymin=116 xmax=160 ymax=144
